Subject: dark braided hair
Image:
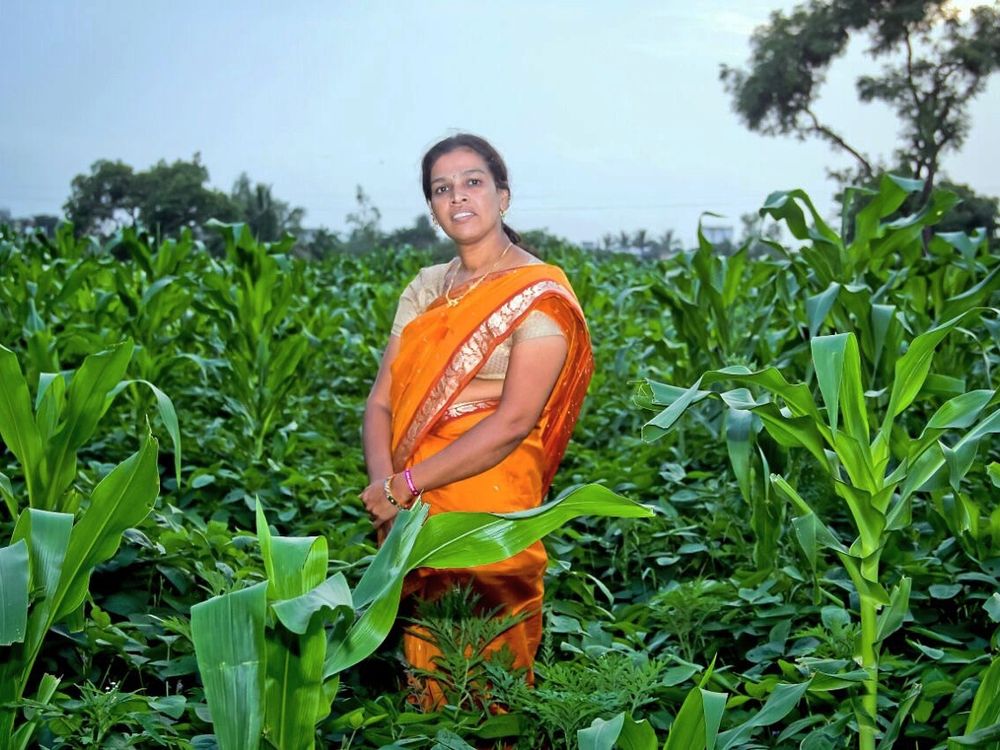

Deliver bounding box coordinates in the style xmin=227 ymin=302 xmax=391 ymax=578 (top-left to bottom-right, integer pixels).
xmin=421 ymin=133 xmax=522 ymax=245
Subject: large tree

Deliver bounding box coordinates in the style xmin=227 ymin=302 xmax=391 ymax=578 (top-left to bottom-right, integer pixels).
xmin=720 ymin=1 xmax=1000 ymax=201
xmin=65 ymin=154 xmax=239 ymax=237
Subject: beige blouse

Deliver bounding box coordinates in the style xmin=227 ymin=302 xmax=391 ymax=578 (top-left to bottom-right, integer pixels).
xmin=391 ymin=262 xmax=564 ymax=380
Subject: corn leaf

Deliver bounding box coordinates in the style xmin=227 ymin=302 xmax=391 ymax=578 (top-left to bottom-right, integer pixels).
xmin=191 ymin=581 xmax=268 ymax=750
xmin=0 ymin=540 xmax=29 ymax=646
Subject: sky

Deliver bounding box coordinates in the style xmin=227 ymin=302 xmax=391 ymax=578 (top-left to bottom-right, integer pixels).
xmin=2 ymin=1 xmax=998 ymax=246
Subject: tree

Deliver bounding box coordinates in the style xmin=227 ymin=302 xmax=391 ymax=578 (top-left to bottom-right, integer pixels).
xmin=386 ymin=214 xmax=438 ymax=250
xmin=721 ymin=2 xmax=1000 ymax=201
xmin=64 ymin=159 xmax=138 ymax=235
xmin=231 ymin=173 xmax=305 ymax=242
xmin=344 ymin=185 xmax=383 ymax=252
xmin=64 ymin=155 xmax=239 ymax=237
xmin=133 ymin=155 xmax=239 ymax=236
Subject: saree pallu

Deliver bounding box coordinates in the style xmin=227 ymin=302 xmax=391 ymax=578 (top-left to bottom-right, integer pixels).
xmin=388 ymin=264 xmax=593 ymax=707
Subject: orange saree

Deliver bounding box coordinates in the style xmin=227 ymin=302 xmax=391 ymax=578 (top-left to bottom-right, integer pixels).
xmin=388 ymin=263 xmax=593 ymax=706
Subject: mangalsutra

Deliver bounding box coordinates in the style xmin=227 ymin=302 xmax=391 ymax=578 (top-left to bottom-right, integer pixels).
xmin=444 ymin=240 xmax=513 ymax=307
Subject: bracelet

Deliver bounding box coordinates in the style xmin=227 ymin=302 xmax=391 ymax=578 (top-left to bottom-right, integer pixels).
xmin=382 ymin=475 xmax=401 ymax=508
xmin=403 ymin=468 xmax=421 ymax=498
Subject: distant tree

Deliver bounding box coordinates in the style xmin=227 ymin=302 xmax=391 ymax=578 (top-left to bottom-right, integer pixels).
xmin=600 ymin=233 xmax=616 ymax=251
xmin=231 ymin=173 xmax=305 ymax=242
xmin=344 ymin=185 xmax=383 ymax=252
xmin=632 ymin=229 xmax=652 ymax=258
xmin=651 ymin=228 xmax=683 ymax=258
xmin=134 ymin=156 xmax=239 ymax=237
xmin=935 ymin=178 xmax=999 ymax=237
xmin=386 ymin=214 xmax=438 ymax=250
xmin=64 ymin=159 xmax=139 ymax=234
xmin=720 ymin=2 xmax=1000 ymax=201
xmin=299 ymin=226 xmax=343 ymax=259
xmin=65 ymin=154 xmax=239 ymax=237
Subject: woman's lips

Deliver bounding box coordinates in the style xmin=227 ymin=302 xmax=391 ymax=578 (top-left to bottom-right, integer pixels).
xmin=451 ymin=211 xmax=475 ymax=221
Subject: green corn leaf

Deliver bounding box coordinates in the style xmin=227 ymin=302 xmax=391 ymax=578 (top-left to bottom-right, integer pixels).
xmin=663 ymin=686 xmax=728 ymax=750
xmin=34 ymin=372 xmax=65 ymax=445
xmin=0 ymin=471 xmax=15 ymax=520
xmin=717 ymin=680 xmax=812 ymax=750
xmin=52 ymin=432 xmax=159 ymax=622
xmin=882 ymin=310 xmax=983 ymax=435
xmin=760 ymin=188 xmax=840 ymax=248
xmin=42 ymin=341 xmax=134 ymax=510
xmin=326 ymin=484 xmax=651 ymax=676
xmin=703 ymin=365 xmax=822 ymax=421
xmin=754 ymin=404 xmax=831 ymax=471
xmin=939 ymin=265 xmax=1000 ymax=322
xmin=0 ymin=345 xmax=43 ymax=496
xmin=988 ymin=463 xmax=1000 ymax=488
xmin=0 ymin=540 xmax=29 ymax=646
xmin=832 ymin=481 xmax=885 ymax=554
xmin=870 ymin=303 xmax=897 ymax=373
xmin=947 ymin=656 xmax=1000 ymax=748
xmin=639 ymin=378 xmax=710 ymax=441
xmin=10 ymin=508 xmax=73 ymax=632
xmin=632 ymin=380 xmax=690 ymax=411
xmin=191 ymin=581 xmax=267 ymax=750
xmin=850 ymin=174 xmax=920 ymax=248
xmin=255 ymin=502 xmax=331 ymax=747
xmin=837 ymin=550 xmax=890 ymax=605
xmin=9 ymin=673 xmax=60 ymax=750
xmin=108 ymin=378 xmax=182 ymax=487
xmin=256 ymin=502 xmax=327 ymax=600
xmin=876 ymin=577 xmax=911 ymax=643
xmin=878 ymin=683 xmax=923 ymax=750
xmin=806 ymin=283 xmax=841 ymax=338
xmin=578 ymin=712 xmax=658 ymax=750
xmin=272 ymin=574 xmax=353 ymax=636
xmin=725 ymin=408 xmax=754 ymax=503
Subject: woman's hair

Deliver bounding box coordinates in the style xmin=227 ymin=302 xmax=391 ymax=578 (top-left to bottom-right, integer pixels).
xmin=421 ymin=133 xmax=522 ymax=245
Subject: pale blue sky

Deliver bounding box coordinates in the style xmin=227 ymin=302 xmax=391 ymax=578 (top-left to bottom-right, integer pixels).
xmin=2 ymin=1 xmax=998 ymax=244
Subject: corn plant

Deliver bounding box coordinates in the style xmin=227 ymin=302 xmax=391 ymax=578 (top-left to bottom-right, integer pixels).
xmin=636 ymin=308 xmax=999 ymax=749
xmin=0 ymin=341 xmax=179 ymax=516
xmin=0 ymin=342 xmax=179 ymax=748
xmin=190 ymin=487 xmax=652 ymax=750
xmin=199 ymin=221 xmax=310 ymax=461
xmin=0 ymin=428 xmax=160 ymax=750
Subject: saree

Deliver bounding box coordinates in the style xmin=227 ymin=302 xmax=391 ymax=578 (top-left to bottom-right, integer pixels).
xmin=388 ymin=262 xmax=593 ymax=707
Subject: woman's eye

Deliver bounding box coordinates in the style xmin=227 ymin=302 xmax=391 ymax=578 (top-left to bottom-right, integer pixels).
xmin=468 ymin=178 xmax=481 ymax=186
xmin=434 ymin=185 xmax=449 ymax=194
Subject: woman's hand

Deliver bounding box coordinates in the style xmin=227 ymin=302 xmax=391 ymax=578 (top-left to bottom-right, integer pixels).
xmin=359 ymin=478 xmax=399 ymax=530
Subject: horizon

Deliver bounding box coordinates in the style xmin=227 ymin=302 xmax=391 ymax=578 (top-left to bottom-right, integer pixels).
xmin=2 ymin=2 xmax=998 ymax=245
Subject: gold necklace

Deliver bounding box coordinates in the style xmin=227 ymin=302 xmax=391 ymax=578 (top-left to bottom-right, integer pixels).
xmin=444 ymin=241 xmax=513 ymax=307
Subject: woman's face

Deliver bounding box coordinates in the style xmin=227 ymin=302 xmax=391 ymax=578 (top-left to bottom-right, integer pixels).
xmin=428 ymin=147 xmax=509 ymax=244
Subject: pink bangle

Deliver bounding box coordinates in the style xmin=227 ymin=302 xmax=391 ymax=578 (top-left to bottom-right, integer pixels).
xmin=403 ymin=468 xmax=420 ymax=498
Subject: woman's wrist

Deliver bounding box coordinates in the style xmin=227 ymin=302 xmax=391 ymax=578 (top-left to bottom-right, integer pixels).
xmin=390 ymin=471 xmax=421 ymax=507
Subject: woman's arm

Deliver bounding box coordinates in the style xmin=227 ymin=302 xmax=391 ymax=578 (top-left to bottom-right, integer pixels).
xmin=362 ymin=335 xmax=400 ymax=483
xmin=405 ymin=332 xmax=568 ymax=493
xmin=360 ymin=332 xmax=568 ymax=529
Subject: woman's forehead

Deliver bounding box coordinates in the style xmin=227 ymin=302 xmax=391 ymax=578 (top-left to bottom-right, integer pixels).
xmin=430 ymin=148 xmax=489 ymax=180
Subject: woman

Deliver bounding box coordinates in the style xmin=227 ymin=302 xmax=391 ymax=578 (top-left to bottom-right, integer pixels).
xmin=359 ymin=133 xmax=593 ymax=707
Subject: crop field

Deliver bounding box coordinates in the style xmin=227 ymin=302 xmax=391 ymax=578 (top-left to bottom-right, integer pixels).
xmin=1 ymin=176 xmax=999 ymax=749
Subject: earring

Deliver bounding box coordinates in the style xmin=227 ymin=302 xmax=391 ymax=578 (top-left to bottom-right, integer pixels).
xmin=500 ymin=208 xmax=508 ymax=220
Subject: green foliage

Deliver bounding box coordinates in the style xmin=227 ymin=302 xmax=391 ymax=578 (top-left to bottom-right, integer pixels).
xmin=721 ymin=0 xmax=1000 ymax=208
xmin=0 ymin=172 xmax=996 ymax=748
xmin=636 ymin=174 xmax=999 ymax=749
xmin=406 ymin=585 xmax=529 ymax=714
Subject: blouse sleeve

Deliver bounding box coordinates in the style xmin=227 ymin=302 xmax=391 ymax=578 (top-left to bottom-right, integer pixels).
xmin=511 ymin=310 xmax=564 ymax=344
xmin=390 ymin=274 xmax=422 ymax=338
